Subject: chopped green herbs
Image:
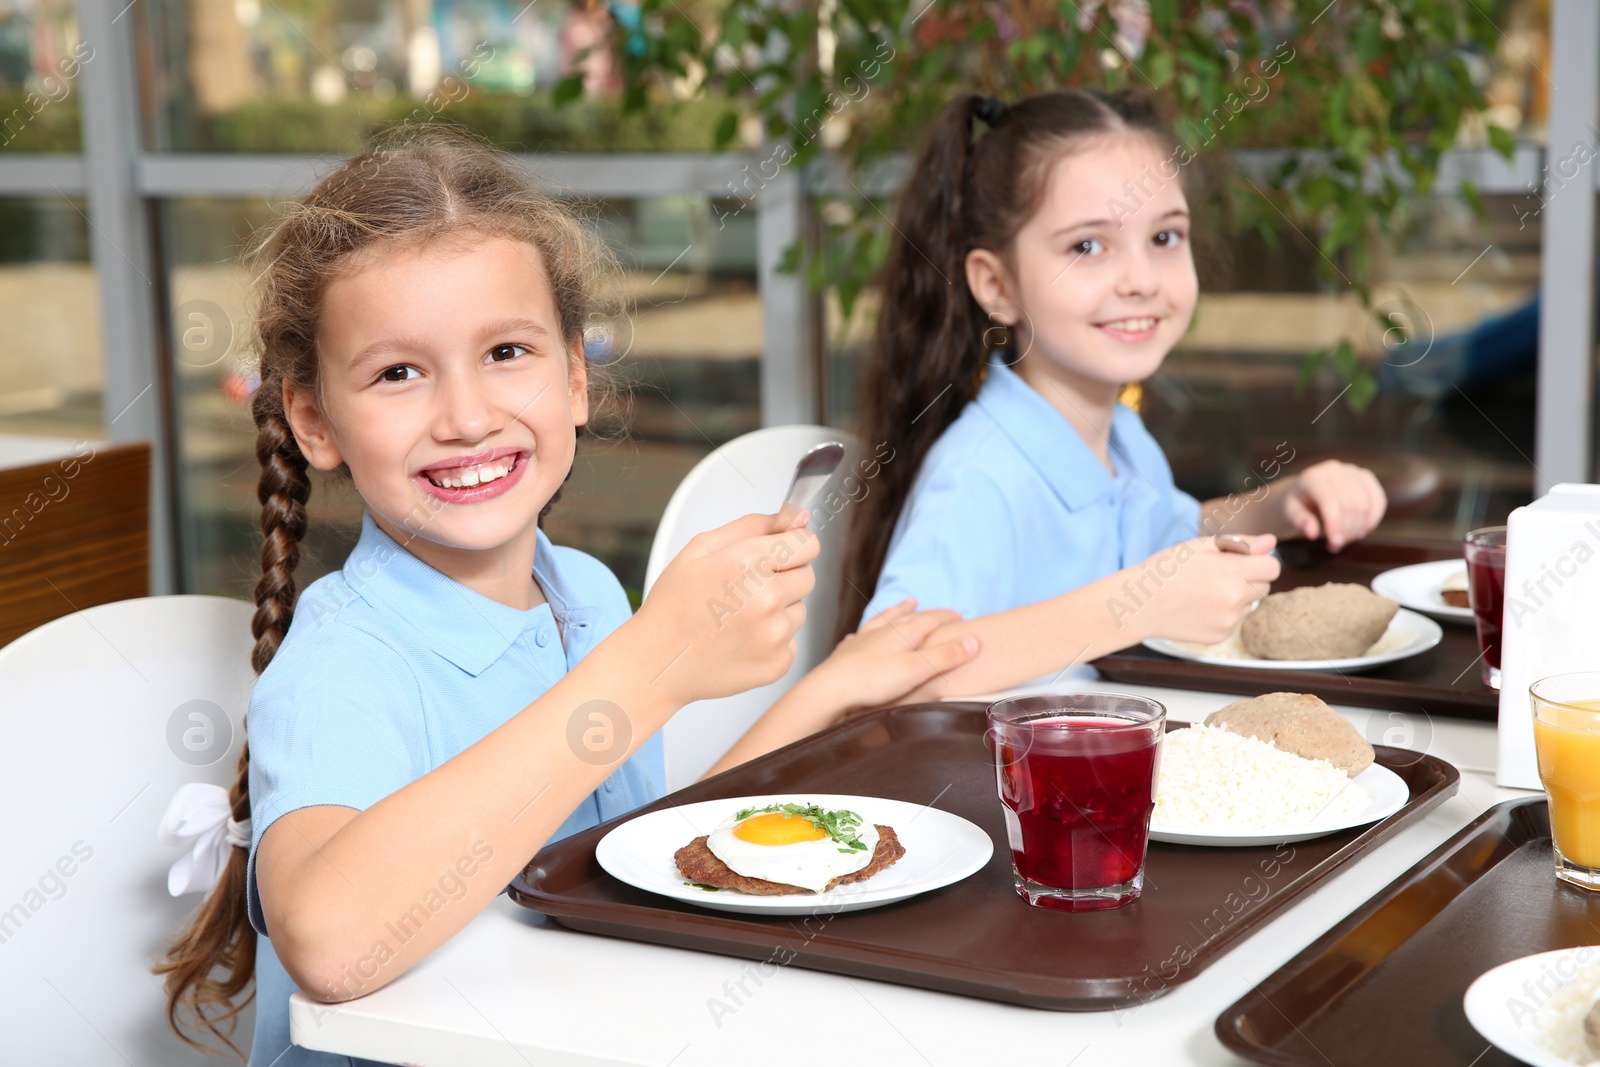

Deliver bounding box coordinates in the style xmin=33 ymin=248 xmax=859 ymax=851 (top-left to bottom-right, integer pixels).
xmin=734 ymin=802 xmax=869 ymax=854
xmin=682 ymin=881 xmax=721 ymax=892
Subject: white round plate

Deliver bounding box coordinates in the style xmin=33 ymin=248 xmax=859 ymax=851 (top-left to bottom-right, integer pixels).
xmin=1144 ymin=607 xmax=1443 ymax=672
xmin=1464 ymin=948 xmax=1600 ymax=1067
xmin=1371 ymin=559 xmax=1475 ymax=624
xmin=594 ymin=793 xmax=994 ymax=916
xmin=1148 ymin=761 xmax=1409 ymax=846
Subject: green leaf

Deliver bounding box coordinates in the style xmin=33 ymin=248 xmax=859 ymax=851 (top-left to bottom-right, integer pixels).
xmin=1347 ymin=366 xmax=1378 ymax=412
xmin=713 ymin=109 xmax=739 ymax=149
xmin=553 ymin=74 xmax=585 ymax=108
xmin=1458 ymin=179 xmax=1487 ymax=222
xmin=1487 ymin=123 xmax=1516 ymax=159
xmin=1148 ymin=50 xmax=1175 ymax=89
xmin=777 ymin=240 xmax=804 ymax=275
xmin=721 ymin=9 xmax=748 ymax=50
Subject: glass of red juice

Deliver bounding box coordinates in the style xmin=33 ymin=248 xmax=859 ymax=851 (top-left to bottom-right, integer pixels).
xmin=986 ymin=693 xmax=1165 ymax=911
xmin=1464 ymin=526 xmax=1507 ymax=689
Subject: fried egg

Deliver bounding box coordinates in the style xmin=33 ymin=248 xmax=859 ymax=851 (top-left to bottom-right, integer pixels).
xmin=705 ymin=807 xmax=879 ymax=892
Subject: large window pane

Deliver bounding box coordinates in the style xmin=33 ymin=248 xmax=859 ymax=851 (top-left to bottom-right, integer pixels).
xmin=0 ymin=1 xmax=85 ymax=153
xmin=1151 ymin=193 xmax=1538 ymax=539
xmin=0 ymin=197 xmax=100 ymax=439
xmin=139 ymin=0 xmax=722 ymax=153
xmin=163 ymin=194 xmax=760 ymax=600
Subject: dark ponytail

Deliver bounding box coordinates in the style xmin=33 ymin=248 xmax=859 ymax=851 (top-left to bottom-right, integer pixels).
xmin=836 ymin=89 xmax=1183 ymax=638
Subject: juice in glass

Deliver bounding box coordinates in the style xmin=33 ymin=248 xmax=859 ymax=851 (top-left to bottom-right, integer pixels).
xmin=1531 ymin=673 xmax=1600 ymax=889
xmin=1464 ymin=526 xmax=1507 ymax=689
xmin=988 ymin=694 xmax=1164 ymax=911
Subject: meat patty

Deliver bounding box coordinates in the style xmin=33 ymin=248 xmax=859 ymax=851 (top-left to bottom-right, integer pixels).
xmin=674 ymin=824 xmax=905 ymax=895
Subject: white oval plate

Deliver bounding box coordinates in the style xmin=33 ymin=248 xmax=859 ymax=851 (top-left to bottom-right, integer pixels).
xmin=1148 ymin=761 xmax=1409 ymax=846
xmin=1371 ymin=559 xmax=1475 ymax=624
xmin=1464 ymin=947 xmax=1600 ymax=1067
xmin=1144 ymin=608 xmax=1443 ymax=672
xmin=595 ymin=793 xmax=994 ymax=916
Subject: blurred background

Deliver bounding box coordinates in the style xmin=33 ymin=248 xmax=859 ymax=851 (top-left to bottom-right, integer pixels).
xmin=0 ymin=0 xmax=1585 ymax=608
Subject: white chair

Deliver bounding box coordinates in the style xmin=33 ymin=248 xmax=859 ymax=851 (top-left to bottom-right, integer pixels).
xmin=0 ymin=595 xmax=257 ymax=1063
xmin=645 ymin=425 xmax=859 ymax=790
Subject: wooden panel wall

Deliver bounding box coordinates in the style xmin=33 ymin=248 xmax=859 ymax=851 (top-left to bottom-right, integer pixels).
xmin=0 ymin=442 xmax=150 ymax=648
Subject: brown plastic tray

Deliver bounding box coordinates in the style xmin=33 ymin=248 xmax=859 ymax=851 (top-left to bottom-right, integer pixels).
xmin=510 ymin=702 xmax=1460 ymax=1011
xmin=1217 ymin=797 xmax=1600 ymax=1066
xmin=1094 ymin=538 xmax=1497 ymax=720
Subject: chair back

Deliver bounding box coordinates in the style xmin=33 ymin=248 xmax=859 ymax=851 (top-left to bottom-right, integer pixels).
xmin=0 ymin=595 xmax=257 ymax=1061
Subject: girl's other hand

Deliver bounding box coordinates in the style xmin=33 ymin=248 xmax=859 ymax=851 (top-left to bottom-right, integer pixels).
xmin=1281 ymin=460 xmax=1388 ymax=552
xmin=1132 ymin=534 xmax=1280 ymax=646
xmin=812 ymin=598 xmax=978 ymax=716
xmin=632 ymin=510 xmax=819 ymax=706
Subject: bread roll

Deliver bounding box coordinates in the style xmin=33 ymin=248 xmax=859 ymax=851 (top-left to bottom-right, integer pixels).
xmin=1241 ymin=583 xmax=1399 ymax=661
xmin=1205 ymin=691 xmax=1374 ymax=776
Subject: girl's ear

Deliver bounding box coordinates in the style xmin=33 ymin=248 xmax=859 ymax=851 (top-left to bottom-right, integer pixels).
xmin=965 ymin=248 xmax=1019 ymax=326
xmin=566 ymin=337 xmax=590 ymax=428
xmin=282 ymin=379 xmax=345 ymax=471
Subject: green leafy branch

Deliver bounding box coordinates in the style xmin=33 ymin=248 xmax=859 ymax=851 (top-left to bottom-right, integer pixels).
xmin=578 ymin=0 xmax=1513 ymax=411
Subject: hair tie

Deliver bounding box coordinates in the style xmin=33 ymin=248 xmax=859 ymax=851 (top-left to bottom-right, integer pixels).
xmin=159 ymin=782 xmax=252 ymax=896
xmin=974 ymin=96 xmax=1009 ymax=128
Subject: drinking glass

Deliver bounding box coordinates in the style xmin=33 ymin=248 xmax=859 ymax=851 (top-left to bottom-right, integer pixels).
xmin=1532 ymin=673 xmax=1600 ymax=891
xmin=1464 ymin=526 xmax=1507 ymax=689
xmin=987 ymin=693 xmax=1164 ymax=911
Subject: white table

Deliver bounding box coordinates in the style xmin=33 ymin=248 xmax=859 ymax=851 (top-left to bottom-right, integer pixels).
xmin=290 ymin=680 xmax=1531 ymax=1066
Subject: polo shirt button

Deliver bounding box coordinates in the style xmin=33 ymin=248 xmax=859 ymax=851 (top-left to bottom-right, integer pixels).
xmin=602 ymin=779 xmax=615 ymax=793
xmin=533 ymin=628 xmax=550 ymax=647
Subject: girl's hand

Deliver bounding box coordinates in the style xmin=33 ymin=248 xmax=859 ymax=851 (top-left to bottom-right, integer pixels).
xmin=1280 ymin=461 xmax=1387 ymax=552
xmin=1130 ymin=534 xmax=1280 ymax=646
xmin=632 ymin=511 xmax=819 ymax=707
xmin=701 ymin=598 xmax=980 ymax=778
xmin=811 ymin=598 xmax=979 ymax=716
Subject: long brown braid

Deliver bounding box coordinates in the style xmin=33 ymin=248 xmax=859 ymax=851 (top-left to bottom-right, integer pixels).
xmin=152 ymin=122 xmax=619 ymax=1055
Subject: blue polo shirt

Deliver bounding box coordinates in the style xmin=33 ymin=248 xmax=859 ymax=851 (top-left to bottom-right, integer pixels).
xmin=862 ymin=355 xmax=1202 ymax=624
xmin=243 ymin=512 xmax=663 ymax=1067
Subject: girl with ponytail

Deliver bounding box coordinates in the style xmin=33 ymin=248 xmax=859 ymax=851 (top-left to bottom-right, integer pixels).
xmin=838 ymin=89 xmax=1388 ymax=694
xmin=153 ymin=124 xmax=973 ymax=1065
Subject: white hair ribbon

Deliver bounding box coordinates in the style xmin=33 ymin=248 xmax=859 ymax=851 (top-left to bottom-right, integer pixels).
xmin=158 ymin=782 xmax=252 ymax=897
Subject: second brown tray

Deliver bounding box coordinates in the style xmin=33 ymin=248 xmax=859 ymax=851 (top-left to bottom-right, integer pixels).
xmin=511 ymin=702 xmax=1459 ymax=1011
xmin=1094 ymin=538 xmax=1498 ymax=720
xmin=1217 ymin=797 xmax=1600 ymax=1066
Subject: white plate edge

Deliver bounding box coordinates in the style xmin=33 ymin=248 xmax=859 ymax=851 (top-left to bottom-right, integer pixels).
xmin=1147 ymin=762 xmax=1409 ymax=844
xmin=1144 ymin=608 xmax=1443 ymax=671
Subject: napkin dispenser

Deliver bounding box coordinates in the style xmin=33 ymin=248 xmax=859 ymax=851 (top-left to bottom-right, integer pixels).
xmin=1497 ymin=482 xmax=1600 ymax=789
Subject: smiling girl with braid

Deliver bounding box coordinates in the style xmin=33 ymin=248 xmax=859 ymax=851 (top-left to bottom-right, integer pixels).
xmin=153 ymin=125 xmax=974 ymax=1065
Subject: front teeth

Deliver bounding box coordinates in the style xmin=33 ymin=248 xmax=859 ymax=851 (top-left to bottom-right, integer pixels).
xmin=430 ymin=461 xmax=513 ymax=489
xmin=1104 ymin=317 xmax=1157 ymax=332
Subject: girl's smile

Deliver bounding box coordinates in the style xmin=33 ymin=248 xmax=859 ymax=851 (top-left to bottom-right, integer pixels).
xmin=1095 ymin=316 xmax=1163 ymax=344
xmin=416 ymin=446 xmax=530 ymax=500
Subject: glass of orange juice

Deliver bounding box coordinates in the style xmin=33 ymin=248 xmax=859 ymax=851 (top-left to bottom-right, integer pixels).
xmin=1532 ymin=673 xmax=1600 ymax=890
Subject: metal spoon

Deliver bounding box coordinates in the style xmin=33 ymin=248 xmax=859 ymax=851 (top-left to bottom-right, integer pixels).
xmin=781 ymin=441 xmax=846 ymax=515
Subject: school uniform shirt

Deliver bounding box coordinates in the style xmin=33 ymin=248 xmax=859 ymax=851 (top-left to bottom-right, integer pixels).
xmin=243 ymin=512 xmax=663 ymax=1067
xmin=862 ymin=353 xmax=1202 ymax=626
